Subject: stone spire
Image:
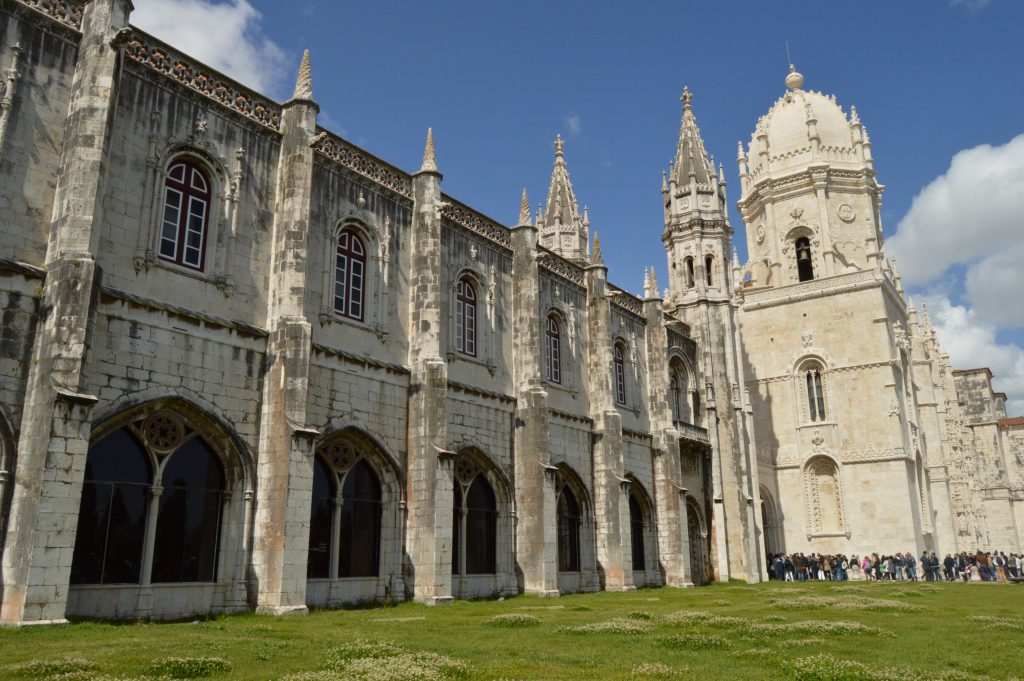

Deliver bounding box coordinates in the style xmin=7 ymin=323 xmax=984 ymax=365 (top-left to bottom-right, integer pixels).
xmin=292 ymin=49 xmax=313 ymax=100
xmin=420 ymin=127 xmax=438 ymax=173
xmin=672 ymin=86 xmax=716 ymax=186
xmin=591 ymin=231 xmax=603 ymax=266
xmin=518 ymin=188 xmax=531 ymax=226
xmin=540 ymin=134 xmax=588 ymax=261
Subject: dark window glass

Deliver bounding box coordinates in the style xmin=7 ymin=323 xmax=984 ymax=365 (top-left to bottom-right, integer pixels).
xmin=685 ymin=257 xmax=695 ymax=288
xmin=71 ymin=430 xmax=151 ymax=585
xmin=546 ymin=316 xmax=561 ymax=384
xmin=614 ymin=344 xmax=627 ymax=405
xmin=335 ymin=230 xmax=367 ymax=321
xmin=307 ymin=456 xmax=336 ymax=578
xmin=456 ymin=278 xmax=477 ymax=356
xmin=629 ymin=493 xmax=646 ymax=571
xmin=159 ymin=160 xmax=210 ymax=271
xmin=557 ymin=486 xmax=580 ymax=572
xmin=465 ymin=476 xmax=497 ymax=574
xmin=152 ymin=438 xmax=225 ymax=583
xmin=338 ymin=460 xmax=381 ymax=578
xmin=796 ymin=237 xmax=814 ymax=282
xmin=806 ymin=367 xmax=826 ymax=421
xmin=451 ymin=484 xmax=462 ymax=575
xmin=705 ymin=255 xmax=714 ymax=286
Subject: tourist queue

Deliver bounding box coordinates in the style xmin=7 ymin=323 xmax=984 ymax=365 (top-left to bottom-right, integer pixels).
xmin=766 ymin=551 xmax=1023 ymax=582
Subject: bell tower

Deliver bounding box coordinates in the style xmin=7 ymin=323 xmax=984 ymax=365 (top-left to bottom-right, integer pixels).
xmin=661 ymin=88 xmax=762 ymax=582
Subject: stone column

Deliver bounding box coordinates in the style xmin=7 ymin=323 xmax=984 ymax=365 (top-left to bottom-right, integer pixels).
xmin=252 ymin=52 xmax=319 ymax=615
xmin=510 ymin=195 xmax=558 ymax=596
xmin=404 ymin=130 xmax=454 ymax=605
xmin=643 ymin=288 xmax=692 ymax=587
xmin=585 ymin=239 xmax=633 ymax=591
xmin=0 ymin=0 xmax=130 ymax=626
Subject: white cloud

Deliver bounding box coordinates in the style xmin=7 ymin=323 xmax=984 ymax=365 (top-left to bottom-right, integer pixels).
xmin=888 ymin=134 xmax=1024 ymax=327
xmin=919 ymin=293 xmax=1024 ymax=416
xmin=563 ymin=113 xmax=583 ymax=137
xmin=950 ymin=0 xmax=992 ymax=10
xmin=132 ymin=0 xmax=290 ymax=95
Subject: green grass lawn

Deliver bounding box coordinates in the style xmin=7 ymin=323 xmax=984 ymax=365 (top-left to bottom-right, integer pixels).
xmin=1 ymin=581 xmax=1022 ymax=680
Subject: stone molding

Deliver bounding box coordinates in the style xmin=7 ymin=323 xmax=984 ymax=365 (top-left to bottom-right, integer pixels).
xmin=9 ymin=0 xmax=82 ymax=31
xmin=537 ymin=248 xmax=585 ymax=287
xmin=441 ymin=196 xmax=512 ymax=249
xmin=99 ymin=286 xmax=267 ymax=338
xmin=742 ymin=268 xmax=878 ymax=311
xmin=310 ymin=342 xmax=410 ymax=376
xmin=313 ymin=128 xmax=413 ymax=198
xmin=446 ymin=379 xmax=515 ymax=405
xmin=123 ymin=29 xmax=282 ymax=131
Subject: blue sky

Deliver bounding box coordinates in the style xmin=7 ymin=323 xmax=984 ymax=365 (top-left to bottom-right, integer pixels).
xmin=133 ymin=0 xmax=1024 ymax=412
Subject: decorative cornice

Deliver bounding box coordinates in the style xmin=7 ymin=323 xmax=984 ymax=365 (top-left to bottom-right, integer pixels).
xmin=446 ymin=379 xmax=516 ymax=404
xmin=608 ymin=285 xmax=645 ymax=319
xmin=440 ymin=195 xmax=512 ymax=249
xmin=537 ymin=248 xmax=586 ymax=287
xmin=12 ymin=0 xmax=82 ymax=31
xmin=311 ymin=342 xmax=410 ymax=376
xmin=548 ymin=408 xmax=593 ymax=425
xmin=313 ymin=128 xmax=413 ymax=199
xmin=123 ymin=29 xmax=282 ymax=132
xmin=742 ymin=268 xmax=879 ymax=311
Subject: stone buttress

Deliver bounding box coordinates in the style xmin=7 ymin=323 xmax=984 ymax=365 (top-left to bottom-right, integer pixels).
xmin=404 ymin=130 xmax=455 ymax=604
xmin=251 ymin=51 xmax=319 ymax=615
xmin=0 ymin=0 xmax=131 ymax=625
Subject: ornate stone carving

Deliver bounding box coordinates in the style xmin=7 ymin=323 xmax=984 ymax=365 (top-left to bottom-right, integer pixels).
xmin=837 ymin=203 xmax=855 ymax=223
xmin=142 ymin=413 xmax=185 ymax=452
xmin=18 ymin=0 xmax=82 ymax=29
xmin=441 ymin=198 xmax=512 ymax=248
xmin=124 ymin=31 xmax=282 ymax=131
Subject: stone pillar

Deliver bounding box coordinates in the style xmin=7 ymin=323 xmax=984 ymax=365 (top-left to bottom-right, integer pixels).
xmin=643 ymin=291 xmax=692 ymax=587
xmin=584 ymin=241 xmax=633 ymax=591
xmin=0 ymin=0 xmax=130 ymax=626
xmin=252 ymin=53 xmax=319 ymax=615
xmin=510 ymin=198 xmax=558 ymax=596
xmin=404 ymin=130 xmax=454 ymax=605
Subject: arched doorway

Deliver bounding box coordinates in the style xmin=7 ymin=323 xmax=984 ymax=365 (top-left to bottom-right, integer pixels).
xmin=759 ymin=486 xmax=782 ymax=558
xmin=686 ymin=498 xmax=709 ymax=585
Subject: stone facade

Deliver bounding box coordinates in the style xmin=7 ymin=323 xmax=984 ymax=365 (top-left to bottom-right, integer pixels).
xmin=0 ymin=1 xmax=1017 ymax=625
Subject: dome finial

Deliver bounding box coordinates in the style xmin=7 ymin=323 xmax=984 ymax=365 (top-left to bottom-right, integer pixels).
xmin=785 ymin=62 xmax=804 ymax=90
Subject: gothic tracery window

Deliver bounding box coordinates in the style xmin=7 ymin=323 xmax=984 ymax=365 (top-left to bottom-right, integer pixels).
xmin=546 ymin=315 xmax=562 ymax=384
xmin=452 ymin=468 xmax=498 ymax=576
xmin=670 ymin=360 xmax=689 ymax=424
xmin=338 ymin=460 xmax=382 ymax=578
xmin=614 ymin=343 xmax=627 ymax=406
xmin=159 ymin=159 xmax=211 ymax=271
xmin=803 ymin=362 xmax=827 ymax=422
xmin=456 ymin=277 xmax=477 ymax=357
xmin=335 ymin=229 xmax=366 ymax=321
xmin=307 ymin=455 xmax=335 ymax=579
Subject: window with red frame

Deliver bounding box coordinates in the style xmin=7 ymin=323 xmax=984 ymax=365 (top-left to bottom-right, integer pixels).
xmin=546 ymin=316 xmax=561 ymax=384
xmin=334 ymin=230 xmax=366 ymax=321
xmin=159 ymin=160 xmax=211 ymax=270
xmin=614 ymin=343 xmax=627 ymax=405
xmin=456 ymin=277 xmax=477 ymax=356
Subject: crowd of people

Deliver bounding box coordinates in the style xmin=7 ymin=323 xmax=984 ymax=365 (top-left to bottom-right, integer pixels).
xmin=767 ymin=550 xmax=1023 ymax=583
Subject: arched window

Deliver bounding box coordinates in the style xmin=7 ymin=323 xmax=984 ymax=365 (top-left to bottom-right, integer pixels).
xmin=456 ymin=277 xmax=477 ymax=357
xmin=159 ymin=159 xmax=211 ymax=270
xmin=557 ymin=485 xmax=581 ymax=572
xmin=669 ymin=361 xmax=689 ymax=424
xmin=152 ymin=438 xmax=225 ymax=583
xmin=335 ymin=230 xmax=366 ymax=321
xmin=307 ymin=455 xmax=336 ymax=579
xmin=685 ymin=257 xmax=695 ymax=289
xmin=705 ymin=255 xmax=714 ymax=286
xmin=803 ymin=362 xmax=826 ymax=422
xmin=795 ymin=236 xmax=814 ymax=282
xmin=338 ymin=460 xmax=382 ymax=577
xmin=546 ymin=315 xmax=562 ymax=384
xmin=628 ymin=492 xmax=645 ymax=571
xmin=614 ymin=343 xmax=627 ymax=406
xmin=71 ymin=430 xmax=152 ymax=585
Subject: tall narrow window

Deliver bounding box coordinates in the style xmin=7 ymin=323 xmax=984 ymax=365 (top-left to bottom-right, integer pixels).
xmin=338 ymin=460 xmax=382 ymax=578
xmin=557 ymin=485 xmax=581 ymax=572
xmin=159 ymin=159 xmax=211 ymax=271
xmin=464 ymin=475 xmax=497 ymax=574
xmin=546 ymin=316 xmax=562 ymax=384
xmin=70 ymin=430 xmax=151 ymax=585
xmin=795 ymin=237 xmax=814 ymax=282
xmin=705 ymin=255 xmax=714 ymax=286
xmin=670 ymin=374 xmax=682 ymax=421
xmin=670 ymin=361 xmax=689 ymax=423
xmin=152 ymin=438 xmax=225 ymax=583
xmin=614 ymin=343 xmax=627 ymax=405
xmin=335 ymin=230 xmax=366 ymax=321
xmin=307 ymin=456 xmax=335 ymax=579
xmin=685 ymin=257 xmax=695 ymax=288
xmin=456 ymin=277 xmax=477 ymax=357
xmin=805 ymin=364 xmax=826 ymax=422
xmin=629 ymin=492 xmax=645 ymax=571
xmin=452 ymin=484 xmax=462 ymax=576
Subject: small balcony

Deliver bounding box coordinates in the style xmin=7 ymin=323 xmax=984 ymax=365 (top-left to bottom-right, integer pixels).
xmin=674 ymin=420 xmax=710 ymax=445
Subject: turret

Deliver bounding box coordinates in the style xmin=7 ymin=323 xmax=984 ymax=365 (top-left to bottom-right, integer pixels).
xmin=538 ymin=134 xmax=588 ymax=261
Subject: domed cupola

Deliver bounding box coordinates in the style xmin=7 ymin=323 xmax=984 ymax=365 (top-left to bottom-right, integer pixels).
xmin=740 ymin=65 xmax=872 ymax=188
